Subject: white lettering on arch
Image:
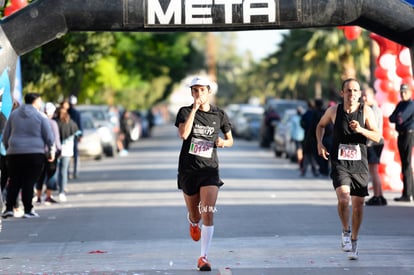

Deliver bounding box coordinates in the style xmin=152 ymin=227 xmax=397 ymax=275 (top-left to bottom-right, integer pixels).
xmin=147 ymin=0 xmax=181 ymax=24
xmin=186 ymin=0 xmax=213 ymax=24
xmin=146 ymin=0 xmax=277 ymax=26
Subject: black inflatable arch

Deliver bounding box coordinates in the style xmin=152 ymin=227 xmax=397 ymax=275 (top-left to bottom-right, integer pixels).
xmin=0 ymin=0 xmax=413 ymax=91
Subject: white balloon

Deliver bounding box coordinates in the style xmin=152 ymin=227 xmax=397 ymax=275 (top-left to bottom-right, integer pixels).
xmin=380 ymin=102 xmax=397 ymax=117
xmin=389 ymin=177 xmax=403 ymax=191
xmin=385 ymin=161 xmax=401 ymax=177
xmin=379 ymin=53 xmax=397 ymax=69
xmin=399 ymin=48 xmax=412 ymax=67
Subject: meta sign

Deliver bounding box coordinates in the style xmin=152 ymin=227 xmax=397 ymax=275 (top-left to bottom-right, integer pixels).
xmin=146 ymin=0 xmax=290 ymax=27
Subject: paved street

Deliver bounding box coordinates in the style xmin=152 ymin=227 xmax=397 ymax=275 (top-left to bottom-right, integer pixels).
xmin=1 ymin=124 xmax=414 ymax=275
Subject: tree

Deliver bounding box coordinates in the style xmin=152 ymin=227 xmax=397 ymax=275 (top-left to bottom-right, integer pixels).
xmin=252 ymin=28 xmax=371 ymax=101
xmin=21 ymin=32 xmax=114 ymax=102
xmin=20 ymin=32 xmax=205 ymax=110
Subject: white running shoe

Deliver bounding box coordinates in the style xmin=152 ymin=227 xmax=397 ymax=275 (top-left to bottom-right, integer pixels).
xmin=347 ymin=240 xmax=359 ymax=260
xmin=59 ymin=193 xmax=67 ymax=202
xmin=341 ymin=231 xmax=352 ymax=252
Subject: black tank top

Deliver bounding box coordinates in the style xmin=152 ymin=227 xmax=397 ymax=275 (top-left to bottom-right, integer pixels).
xmin=331 ymin=103 xmax=368 ymax=174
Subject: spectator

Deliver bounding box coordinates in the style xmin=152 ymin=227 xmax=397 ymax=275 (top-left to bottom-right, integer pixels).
xmin=290 ymin=106 xmax=305 ymax=171
xmin=35 ymin=102 xmax=61 ymax=204
xmin=363 ymin=87 xmax=386 ymax=206
xmin=301 ymin=99 xmax=323 ymax=177
xmin=389 ymin=83 xmax=414 ymax=202
xmin=67 ymin=95 xmax=82 ymax=179
xmin=119 ymin=110 xmax=135 ymax=155
xmin=56 ymin=107 xmax=79 ymax=202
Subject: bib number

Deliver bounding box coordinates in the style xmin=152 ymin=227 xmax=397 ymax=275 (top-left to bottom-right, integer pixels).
xmin=189 ymin=137 xmax=214 ymax=158
xmin=338 ymin=144 xmax=361 ymax=161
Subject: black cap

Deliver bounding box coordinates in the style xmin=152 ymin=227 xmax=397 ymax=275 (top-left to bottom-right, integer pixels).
xmin=400 ymin=84 xmax=409 ymax=91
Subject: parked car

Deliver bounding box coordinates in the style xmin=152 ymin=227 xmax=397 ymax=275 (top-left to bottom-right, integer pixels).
xmin=77 ymin=105 xmax=118 ymax=157
xmin=225 ymin=104 xmax=241 ymax=122
xmin=231 ymin=104 xmax=264 ymax=140
xmin=77 ymin=113 xmax=103 ymax=160
xmin=259 ymin=99 xmax=307 ymax=148
xmin=273 ymin=109 xmax=298 ymax=159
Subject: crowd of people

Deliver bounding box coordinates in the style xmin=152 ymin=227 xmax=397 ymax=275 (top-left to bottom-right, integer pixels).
xmin=0 ymin=93 xmax=158 ymax=220
xmin=0 ymin=94 xmax=82 ymax=218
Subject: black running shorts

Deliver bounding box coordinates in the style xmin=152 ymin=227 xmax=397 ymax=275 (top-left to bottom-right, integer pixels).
xmin=332 ymin=170 xmax=369 ymax=197
xmin=177 ymin=172 xmax=223 ymax=196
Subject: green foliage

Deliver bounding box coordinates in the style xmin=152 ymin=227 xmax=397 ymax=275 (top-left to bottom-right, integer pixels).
xmin=20 ymin=31 xmax=204 ymax=110
xmin=21 ymin=32 xmax=114 ymax=103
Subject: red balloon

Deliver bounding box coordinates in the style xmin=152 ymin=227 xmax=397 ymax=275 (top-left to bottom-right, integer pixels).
xmin=370 ymin=33 xmax=402 ymax=55
xmin=396 ymin=64 xmax=412 ymax=78
xmin=388 ymin=91 xmax=400 ymax=104
xmin=11 ymin=0 xmax=27 ymax=9
xmin=387 ymin=138 xmax=398 ymax=151
xmin=4 ymin=5 xmax=18 ymax=16
xmin=344 ymin=26 xmax=361 ymax=41
xmin=375 ymin=67 xmax=388 ymax=79
xmin=380 ymin=79 xmax=394 ymax=93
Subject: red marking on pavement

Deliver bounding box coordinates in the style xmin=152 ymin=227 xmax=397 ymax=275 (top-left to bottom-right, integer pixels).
xmin=88 ymin=250 xmax=107 ymax=254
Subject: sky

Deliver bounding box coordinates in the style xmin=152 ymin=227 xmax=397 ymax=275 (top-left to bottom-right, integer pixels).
xmin=235 ymin=29 xmax=288 ymax=60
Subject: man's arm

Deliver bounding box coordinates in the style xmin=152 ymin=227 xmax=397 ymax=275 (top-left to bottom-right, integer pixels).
xmin=353 ymin=105 xmax=381 ymax=143
xmin=316 ymin=106 xmax=336 ymax=160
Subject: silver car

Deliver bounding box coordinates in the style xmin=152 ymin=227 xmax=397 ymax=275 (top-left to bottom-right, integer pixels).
xmin=77 ymin=105 xmax=118 ymax=157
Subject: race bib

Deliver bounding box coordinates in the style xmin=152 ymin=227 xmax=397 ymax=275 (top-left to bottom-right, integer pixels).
xmin=189 ymin=137 xmax=214 ymax=158
xmin=338 ymin=144 xmax=361 ymax=161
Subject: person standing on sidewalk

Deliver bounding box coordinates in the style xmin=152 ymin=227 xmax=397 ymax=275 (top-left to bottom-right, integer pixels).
xmin=56 ymin=106 xmax=79 ymax=202
xmin=67 ymin=95 xmax=82 ymax=179
xmin=316 ymin=79 xmax=381 ymax=260
xmin=362 ymin=87 xmax=386 ymax=206
xmin=2 ymin=93 xmax=56 ymax=218
xmin=175 ymin=76 xmax=233 ymax=271
xmin=389 ymin=83 xmax=414 ymax=202
xmin=35 ymin=102 xmax=61 ymax=204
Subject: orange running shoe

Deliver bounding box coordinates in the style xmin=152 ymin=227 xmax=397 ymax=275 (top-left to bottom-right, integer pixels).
xmin=189 ymin=222 xmax=201 ymax=241
xmin=197 ymin=256 xmax=211 ymax=271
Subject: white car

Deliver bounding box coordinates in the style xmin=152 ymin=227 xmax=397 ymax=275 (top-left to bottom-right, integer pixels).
xmin=231 ymin=104 xmax=264 ymax=140
xmin=77 ymin=113 xmax=103 ymax=160
xmin=77 ymin=105 xmax=118 ymax=157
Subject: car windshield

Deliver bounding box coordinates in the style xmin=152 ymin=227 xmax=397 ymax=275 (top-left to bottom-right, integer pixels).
xmin=245 ymin=112 xmax=262 ymax=121
xmin=81 ymin=116 xmax=95 ymax=129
